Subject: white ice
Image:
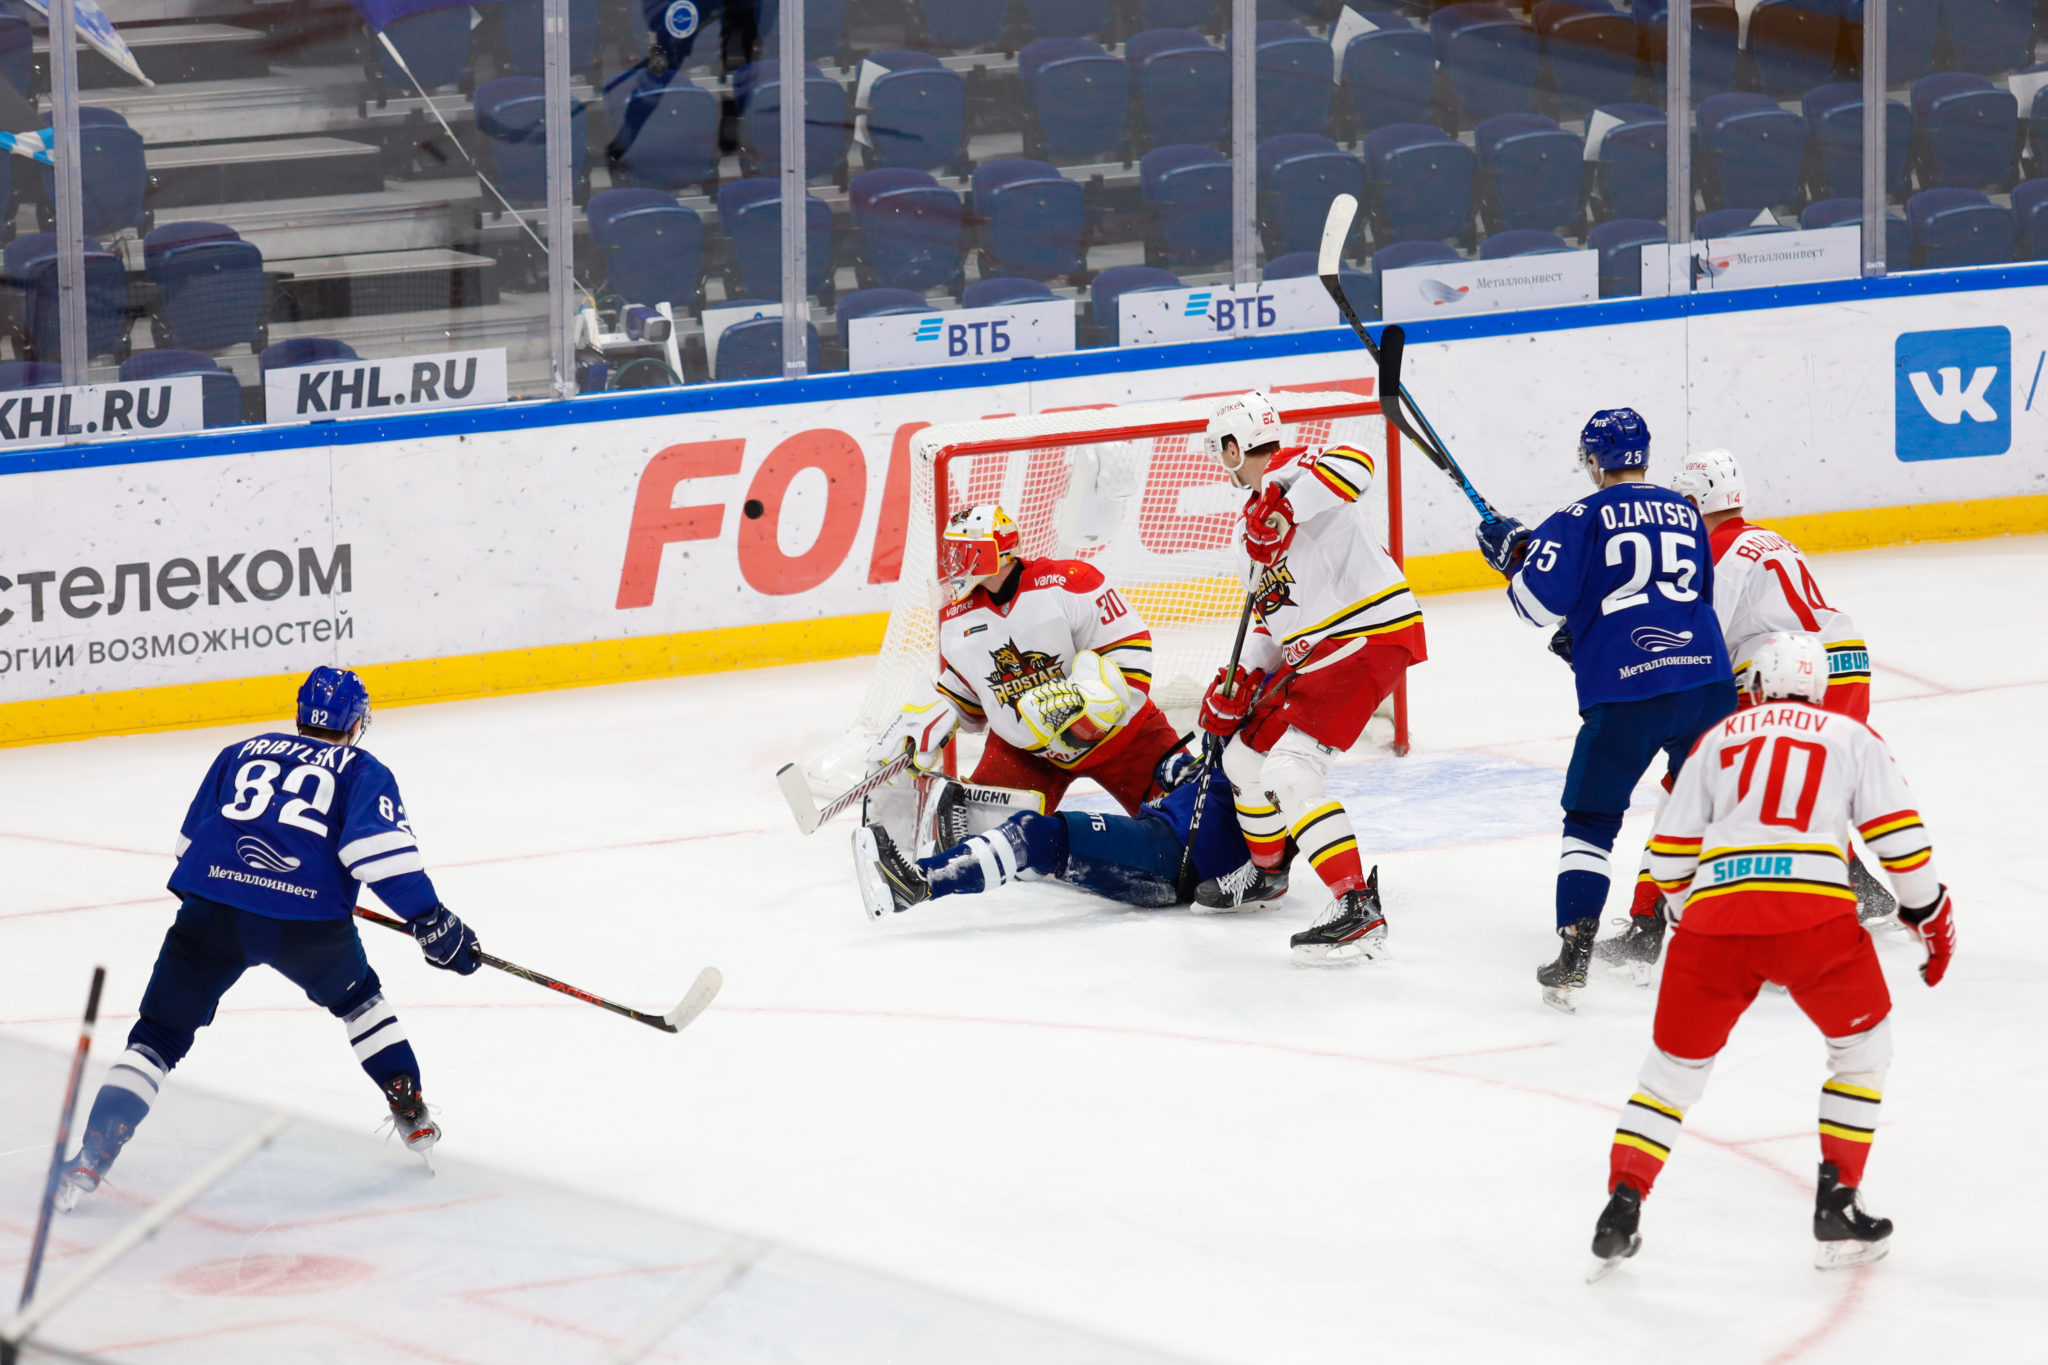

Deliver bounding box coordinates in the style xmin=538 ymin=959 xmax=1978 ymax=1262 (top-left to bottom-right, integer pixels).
xmin=3 ymin=537 xmax=2046 ymax=1364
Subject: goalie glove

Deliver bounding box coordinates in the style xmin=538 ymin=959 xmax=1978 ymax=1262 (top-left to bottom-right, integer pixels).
xmin=1243 ymin=485 xmax=1297 ymax=566
xmin=867 ymin=694 xmax=959 ymax=773
xmin=1897 ymin=885 xmax=1956 ymax=987
xmin=1017 ymin=650 xmax=1133 ymax=763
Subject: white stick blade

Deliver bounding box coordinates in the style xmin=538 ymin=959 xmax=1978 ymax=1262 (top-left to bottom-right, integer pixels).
xmin=663 ymin=967 xmax=723 ymax=1032
xmin=1318 ymin=194 xmax=1359 ymax=277
xmin=776 ymin=763 xmax=820 ymax=835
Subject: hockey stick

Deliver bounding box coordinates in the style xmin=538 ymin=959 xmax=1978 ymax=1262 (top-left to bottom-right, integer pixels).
xmin=1317 ymin=194 xmax=1503 ymax=525
xmin=1178 ymin=593 xmax=1259 ymax=889
xmin=777 ymin=751 xmax=913 ymax=836
xmin=17 ymin=967 xmax=104 ymax=1318
xmin=353 ymin=909 xmax=721 ymax=1035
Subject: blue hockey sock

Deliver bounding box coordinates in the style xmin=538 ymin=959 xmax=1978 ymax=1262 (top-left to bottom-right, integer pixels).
xmin=77 ymin=1044 xmax=169 ymax=1172
xmin=1558 ymin=810 xmax=1624 ymax=929
xmin=920 ymin=811 xmax=1068 ymax=900
xmin=342 ymin=992 xmax=422 ymax=1092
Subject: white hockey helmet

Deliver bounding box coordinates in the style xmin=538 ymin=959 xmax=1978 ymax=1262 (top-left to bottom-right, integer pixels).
xmin=1671 ymin=448 xmax=1744 ymax=516
xmin=1204 ymin=391 xmax=1283 ymax=488
xmin=939 ymin=503 xmax=1021 ymax=600
xmin=1744 ymin=631 xmax=1828 ymax=706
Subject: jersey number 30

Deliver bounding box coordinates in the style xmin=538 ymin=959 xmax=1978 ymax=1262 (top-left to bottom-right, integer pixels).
xmin=1602 ymin=531 xmax=1700 ymax=615
xmin=221 ymin=760 xmax=338 ymax=836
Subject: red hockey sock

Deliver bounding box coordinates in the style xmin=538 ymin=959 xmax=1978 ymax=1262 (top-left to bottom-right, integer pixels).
xmin=1292 ymin=800 xmax=1364 ymax=895
xmin=1818 ymin=1079 xmax=1882 ymax=1186
xmin=1610 ymin=1089 xmax=1685 ymax=1194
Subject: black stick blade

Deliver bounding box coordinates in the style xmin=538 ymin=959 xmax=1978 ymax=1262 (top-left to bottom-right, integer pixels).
xmin=1377 ymin=323 xmax=1405 ymax=407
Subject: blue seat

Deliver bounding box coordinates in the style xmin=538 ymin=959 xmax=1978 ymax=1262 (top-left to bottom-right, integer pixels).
xmin=0 ymin=16 xmax=31 ymax=98
xmin=1801 ymin=85 xmax=1908 ymax=199
xmin=717 ymin=179 xmax=835 ymax=298
xmin=380 ymin=5 xmax=472 ymax=91
xmin=1694 ymin=206 xmax=1788 ymax=237
xmin=835 ymin=287 xmax=934 ymax=344
xmin=589 ymin=189 xmax=703 ymax=307
xmin=760 ymin=0 xmax=849 ymax=60
xmin=1480 ymin=227 xmax=1571 ymax=257
xmin=962 ymin=277 xmax=1060 ymax=307
xmin=1532 ymin=0 xmax=1639 ymax=118
xmin=1131 ymin=30 xmax=1230 ymax=147
xmin=1258 ymin=133 xmax=1363 ymax=257
xmin=860 ymin=51 xmax=966 ymax=173
xmin=1431 ymin=4 xmax=1538 ymax=125
xmin=143 ymin=221 xmax=265 ymax=354
xmin=1907 ymin=187 xmax=2015 ymax=268
xmin=850 ymin=168 xmax=964 ymax=291
xmin=1024 ymin=0 xmax=1112 ymax=38
xmin=0 ymin=360 xmax=63 ymax=391
xmin=1744 ymin=0 xmax=1841 ymax=100
xmin=4 ymin=233 xmax=128 ymax=362
xmin=120 ymin=350 xmax=243 ymax=428
xmin=1019 ymin=38 xmax=1131 ymax=160
xmin=1941 ymin=0 xmax=2034 ymax=77
xmin=1911 ymin=74 xmax=2018 ymax=191
xmin=1090 ymin=265 xmax=1180 ymax=345
xmin=1340 ymin=15 xmax=1436 ymax=135
xmin=735 ymin=61 xmax=849 ymax=180
xmin=920 ymin=0 xmax=1005 ymax=48
xmin=1587 ymin=217 xmax=1663 ymax=295
xmin=1265 ymin=250 xmax=1374 ymax=316
xmin=1589 ymin=102 xmax=1665 ymax=221
xmin=1369 ymin=240 xmax=1462 ymax=316
xmin=2013 ymin=178 xmax=2048 ymax=259
xmin=1801 ymin=198 xmax=1909 ymax=263
xmin=1697 ymin=93 xmax=1804 ymax=211
xmin=716 ymin=314 xmax=822 ymax=380
xmin=501 ymin=0 xmax=597 ymax=74
xmin=973 ymin=159 xmax=1088 ymax=280
xmin=1140 ymin=0 xmax=1216 ymax=25
xmin=1841 ymin=0 xmax=1936 ymax=85
xmin=2023 ymin=63 xmax=2048 ymax=178
xmin=1364 ymin=122 xmax=1476 ymax=243
xmin=473 ymin=78 xmax=588 ymax=205
xmin=1258 ymin=0 xmax=1322 ymax=15
xmin=1641 ymin=2 xmax=1741 ymax=102
xmin=603 ymin=70 xmax=720 ymax=191
xmin=38 ymin=109 xmax=147 ymax=238
xmin=1475 ymin=113 xmax=1581 ymax=232
xmin=1228 ymin=21 xmax=1334 ymax=138
xmin=1140 ymin=145 xmax=1231 ymax=267
xmin=259 ymin=338 xmax=357 ymax=375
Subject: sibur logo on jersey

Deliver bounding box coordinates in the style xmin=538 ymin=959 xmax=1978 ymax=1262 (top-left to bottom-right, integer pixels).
xmin=1630 ymin=625 xmax=1695 ymax=654
xmin=1250 ymin=561 xmax=1296 ymax=621
xmin=236 ymin=835 xmax=302 ymax=874
xmin=985 ymin=639 xmax=1064 ymax=712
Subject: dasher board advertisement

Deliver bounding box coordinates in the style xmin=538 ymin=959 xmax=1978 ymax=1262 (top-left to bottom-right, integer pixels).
xmin=1380 ymin=250 xmax=1599 ymax=323
xmin=0 ymin=376 xmax=203 ymax=449
xmin=849 ymin=299 xmax=1075 ymax=371
xmin=264 ymin=349 xmax=508 ymax=422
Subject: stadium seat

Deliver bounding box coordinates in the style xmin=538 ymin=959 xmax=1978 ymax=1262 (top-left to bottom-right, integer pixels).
xmin=1640 ymin=1 xmax=1741 ymax=103
xmin=1258 ymin=0 xmax=1322 ymax=16
xmin=1532 ymin=0 xmax=1639 ymax=119
xmin=850 ymin=168 xmax=964 ymax=291
xmin=1911 ymin=74 xmax=2019 ymax=191
xmin=1141 ymin=0 xmax=1217 ymax=25
xmin=972 ymin=159 xmax=1088 ymax=280
xmin=835 ymin=288 xmax=934 ymax=346
xmin=500 ymin=0 xmax=597 ymax=75
xmin=1694 ymin=206 xmax=1790 ymax=237
xmin=1840 ymin=0 xmax=1936 ymax=85
xmin=1019 ymin=38 xmax=1131 ymax=161
xmin=603 ymin=70 xmax=720 ymax=192
xmin=1024 ymin=0 xmax=1112 ymax=39
xmin=1475 ymin=113 xmax=1581 ymax=233
xmin=120 ymin=350 xmax=243 ymax=428
xmin=1431 ymin=4 xmax=1539 ymax=125
xmin=2012 ymin=178 xmax=2048 ymax=259
xmin=1090 ymin=265 xmax=1180 ymax=345
xmin=0 ymin=16 xmax=31 ymax=98
xmin=473 ymin=78 xmax=588 ymax=205
xmin=1340 ymin=15 xmax=1437 ymax=135
xmin=919 ymin=0 xmax=1005 ymax=49
xmin=1258 ymin=134 xmax=1364 ymax=257
xmin=0 ymin=361 xmax=63 ymax=390
xmin=1941 ymin=0 xmax=2035 ymax=77
xmin=589 ymin=189 xmax=703 ymax=308
xmin=1801 ymin=198 xmax=1909 ymax=263
xmin=1587 ymin=216 xmax=1663 ymax=295
xmin=4 ymin=233 xmax=129 ymax=362
xmin=1907 ymin=187 xmax=2016 ymax=268
xmin=1363 ymin=122 xmax=1477 ymax=243
xmin=962 ymin=277 xmax=1060 ymax=308
xmin=1802 ymin=85 xmax=1909 ymax=200
xmin=1588 ymin=102 xmax=1665 ymax=222
xmin=1744 ymin=0 xmax=1842 ymax=101
xmin=734 ymin=61 xmax=850 ymax=181
xmin=858 ymin=51 xmax=966 ymax=174
xmin=1264 ymin=250 xmax=1373 ymax=317
xmin=716 ymin=314 xmax=822 ymax=380
xmin=1140 ymin=145 xmax=1232 ymax=268
xmin=259 ymin=338 xmax=358 ymax=375
xmin=1228 ymin=21 xmax=1334 ymax=138
xmin=1369 ymin=240 xmax=1463 ymax=317
xmin=379 ymin=5 xmax=472 ymax=92
xmin=38 ymin=108 xmax=147 ymax=239
xmin=143 ymin=221 xmax=266 ymax=354
xmin=1696 ymin=93 xmax=1805 ymax=211
xmin=1131 ymin=30 xmax=1230 ymax=148
xmin=717 ymin=179 xmax=835 ymax=298
xmin=760 ymin=0 xmax=849 ymax=60
xmin=1479 ymin=228 xmax=1572 ymax=257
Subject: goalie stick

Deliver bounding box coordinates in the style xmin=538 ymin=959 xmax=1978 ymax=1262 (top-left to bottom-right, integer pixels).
xmin=353 ymin=909 xmax=720 ymax=1035
xmin=1317 ymin=194 xmax=1504 ymax=525
xmin=777 ymin=752 xmax=913 ymax=836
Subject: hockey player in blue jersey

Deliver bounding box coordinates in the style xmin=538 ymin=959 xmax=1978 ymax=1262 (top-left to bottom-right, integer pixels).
xmin=56 ymin=667 xmax=481 ymax=1209
xmin=1475 ymin=409 xmax=1736 ymax=1011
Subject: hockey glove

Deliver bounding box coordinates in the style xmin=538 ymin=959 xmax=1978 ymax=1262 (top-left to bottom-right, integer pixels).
xmin=867 ymin=695 xmax=959 ymax=773
xmin=1155 ymin=744 xmax=1201 ymax=793
xmin=1243 ymin=486 xmax=1297 ymax=566
xmin=1475 ymin=516 xmax=1530 ymax=576
xmin=411 ymin=905 xmax=480 ymax=975
xmin=1019 ymin=652 xmax=1133 ymax=762
xmin=1898 ymin=886 xmax=1955 ymax=987
xmin=1549 ymin=625 xmax=1573 ymax=664
xmin=1199 ymin=664 xmax=1266 ymax=737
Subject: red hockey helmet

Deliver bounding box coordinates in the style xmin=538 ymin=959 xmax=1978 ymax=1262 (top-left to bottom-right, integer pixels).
xmin=940 ymin=504 xmax=1021 ymax=599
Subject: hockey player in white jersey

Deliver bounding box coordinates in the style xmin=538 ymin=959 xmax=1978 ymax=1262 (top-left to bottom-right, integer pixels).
xmin=1194 ymin=391 xmax=1426 ymax=961
xmin=1588 ymin=632 xmax=1955 ymax=1277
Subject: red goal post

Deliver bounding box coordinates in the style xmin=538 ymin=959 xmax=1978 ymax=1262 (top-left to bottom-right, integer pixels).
xmin=834 ymin=389 xmax=1408 ymax=784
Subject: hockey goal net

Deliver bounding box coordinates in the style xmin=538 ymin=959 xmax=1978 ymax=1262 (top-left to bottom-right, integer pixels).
xmin=823 ymin=389 xmax=1406 ymax=784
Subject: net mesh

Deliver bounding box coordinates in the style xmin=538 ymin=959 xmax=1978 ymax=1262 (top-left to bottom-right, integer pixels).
xmin=832 ymin=393 xmax=1398 ymax=778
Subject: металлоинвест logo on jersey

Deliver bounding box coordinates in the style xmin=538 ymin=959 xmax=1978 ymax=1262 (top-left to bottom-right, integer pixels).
xmin=1895 ymin=326 xmax=2011 ymax=461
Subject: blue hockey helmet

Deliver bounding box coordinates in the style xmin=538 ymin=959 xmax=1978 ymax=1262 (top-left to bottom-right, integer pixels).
xmin=1577 ymin=408 xmax=1652 ymax=483
xmin=297 ymin=666 xmax=371 ymax=738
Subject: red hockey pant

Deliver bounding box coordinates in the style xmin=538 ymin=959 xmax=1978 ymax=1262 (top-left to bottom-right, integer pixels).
xmin=970 ymin=702 xmax=1180 ymax=815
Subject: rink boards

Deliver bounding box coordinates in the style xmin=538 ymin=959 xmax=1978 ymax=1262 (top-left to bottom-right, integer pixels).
xmin=1 ymin=266 xmax=2044 ymax=745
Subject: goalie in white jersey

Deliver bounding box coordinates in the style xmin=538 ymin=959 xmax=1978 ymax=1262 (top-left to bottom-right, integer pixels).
xmin=1588 ymin=631 xmax=1956 ymax=1278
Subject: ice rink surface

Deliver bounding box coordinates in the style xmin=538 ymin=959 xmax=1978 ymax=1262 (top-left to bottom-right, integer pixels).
xmin=4 ymin=537 xmax=2046 ymax=1364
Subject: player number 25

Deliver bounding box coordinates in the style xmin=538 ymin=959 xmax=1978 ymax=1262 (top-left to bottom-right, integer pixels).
xmin=221 ymin=759 xmax=339 ymax=836
xmin=1601 ymin=531 xmax=1700 ymax=615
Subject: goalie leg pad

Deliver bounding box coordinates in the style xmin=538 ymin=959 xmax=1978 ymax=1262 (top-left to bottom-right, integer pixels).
xmin=916 ymin=779 xmax=1048 ymax=856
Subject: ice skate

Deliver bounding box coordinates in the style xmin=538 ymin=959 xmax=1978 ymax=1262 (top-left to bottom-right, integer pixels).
xmin=1290 ymin=867 xmax=1387 ymax=965
xmin=1813 ymin=1161 xmax=1891 ymax=1269
xmin=853 ymin=823 xmax=930 ymax=921
xmin=1849 ymin=853 xmax=1898 ymax=926
xmin=51 ymin=1157 xmax=105 ymax=1214
xmin=1594 ymin=913 xmax=1665 ymax=985
xmin=1586 ymin=1182 xmax=1644 ymax=1281
xmin=1539 ymin=918 xmax=1598 ymax=1013
xmin=1192 ymin=859 xmax=1288 ymax=914
xmin=383 ymin=1074 xmax=441 ymax=1167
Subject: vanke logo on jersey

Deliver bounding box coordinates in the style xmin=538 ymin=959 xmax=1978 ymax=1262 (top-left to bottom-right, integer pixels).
xmin=985 ymin=640 xmax=1063 ymax=712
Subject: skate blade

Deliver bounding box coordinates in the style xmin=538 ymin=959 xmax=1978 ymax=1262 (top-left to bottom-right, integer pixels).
xmin=1814 ymin=1238 xmax=1889 ymax=1270
xmin=1190 ymin=899 xmax=1272 ymax=916
xmin=1607 ymin=960 xmax=1652 ymax=989
xmin=1541 ymin=985 xmax=1580 ymax=1014
xmin=1586 ymin=1237 xmax=1641 ymax=1282
xmin=1291 ymin=932 xmax=1387 ymax=967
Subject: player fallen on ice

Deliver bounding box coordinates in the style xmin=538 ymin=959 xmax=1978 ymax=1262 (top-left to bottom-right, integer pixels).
xmin=1601 ymin=448 xmax=1892 ymax=973
xmin=1475 ymin=409 xmax=1735 ymax=1010
xmin=1587 ymin=632 xmax=1956 ymax=1278
xmin=1197 ymin=391 xmax=1424 ymax=963
xmin=55 ymin=667 xmax=480 ymax=1210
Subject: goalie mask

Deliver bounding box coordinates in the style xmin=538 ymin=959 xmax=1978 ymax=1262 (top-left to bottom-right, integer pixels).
xmin=940 ymin=504 xmax=1021 ymax=601
xmin=1744 ymin=631 xmax=1828 ymax=706
xmin=1204 ymin=391 xmax=1283 ymax=489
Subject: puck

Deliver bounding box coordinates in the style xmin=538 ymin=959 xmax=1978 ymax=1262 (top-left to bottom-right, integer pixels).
xmin=743 ymin=499 xmax=765 ymax=519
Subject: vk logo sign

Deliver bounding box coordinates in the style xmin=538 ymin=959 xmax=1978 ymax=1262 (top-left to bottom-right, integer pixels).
xmin=1895 ymin=327 xmax=2010 ymax=461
